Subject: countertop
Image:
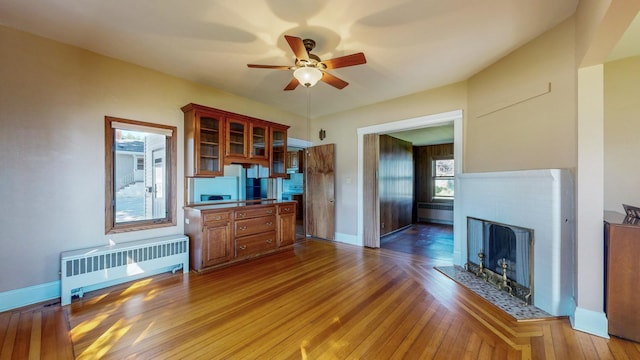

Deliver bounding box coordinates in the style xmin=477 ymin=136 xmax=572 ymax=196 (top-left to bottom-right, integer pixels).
xmin=184 ymin=199 xmax=295 ymax=211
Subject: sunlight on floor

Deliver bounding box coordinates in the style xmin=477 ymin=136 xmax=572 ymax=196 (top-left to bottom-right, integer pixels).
xmin=77 ymin=315 xmax=140 ymax=359
xmin=71 ymin=313 xmax=112 ymax=342
xmin=121 ymin=278 xmax=152 ymax=296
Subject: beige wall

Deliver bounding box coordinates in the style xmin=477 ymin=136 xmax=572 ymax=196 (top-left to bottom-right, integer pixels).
xmin=317 ymin=17 xmax=580 ymax=238
xmin=0 ymin=25 xmax=305 ymax=292
xmin=466 ymin=18 xmax=577 ymax=173
xmin=604 ymin=56 xmax=640 ymax=211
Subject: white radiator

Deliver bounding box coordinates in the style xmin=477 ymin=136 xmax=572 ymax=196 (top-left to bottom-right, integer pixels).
xmin=60 ymin=235 xmax=189 ymax=306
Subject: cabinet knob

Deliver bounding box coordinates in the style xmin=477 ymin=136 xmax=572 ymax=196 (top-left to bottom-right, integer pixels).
xmin=239 ymin=245 xmax=247 ymax=250
xmin=239 ymin=226 xmax=247 ymax=230
xmin=267 ymin=210 xmax=273 ymax=214
xmin=238 ymin=212 xmax=246 ymax=218
xmin=284 ymin=207 xmax=290 ymax=211
xmin=266 ymin=239 xmax=273 ymax=244
xmin=266 ymin=222 xmax=273 ymax=226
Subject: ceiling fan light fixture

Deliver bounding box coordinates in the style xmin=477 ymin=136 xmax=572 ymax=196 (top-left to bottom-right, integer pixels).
xmin=293 ymin=66 xmax=322 ymax=87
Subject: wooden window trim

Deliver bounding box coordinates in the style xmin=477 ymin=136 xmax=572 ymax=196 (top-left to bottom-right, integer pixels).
xmin=105 ymin=116 xmax=177 ymax=234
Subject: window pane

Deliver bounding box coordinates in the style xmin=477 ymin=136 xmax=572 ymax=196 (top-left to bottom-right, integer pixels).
xmin=114 ymin=129 xmax=167 ymax=223
xmin=434 ymin=179 xmax=454 ymax=198
xmin=435 ymin=159 xmax=454 ymax=176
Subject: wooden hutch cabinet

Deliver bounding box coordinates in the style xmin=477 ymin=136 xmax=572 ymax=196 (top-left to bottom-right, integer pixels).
xmin=181 ymin=103 xmax=296 ymax=272
xmin=182 ymin=104 xmax=225 ymax=177
xmin=183 ymin=103 xmax=287 ymax=171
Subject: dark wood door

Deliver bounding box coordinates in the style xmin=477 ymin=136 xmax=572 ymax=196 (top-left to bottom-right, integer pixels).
xmin=305 ymin=144 xmax=335 ymax=240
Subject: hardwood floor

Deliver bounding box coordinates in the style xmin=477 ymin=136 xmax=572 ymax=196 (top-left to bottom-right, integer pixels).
xmin=1 ymin=238 xmax=639 ymax=359
xmin=380 ymin=223 xmax=453 ymax=262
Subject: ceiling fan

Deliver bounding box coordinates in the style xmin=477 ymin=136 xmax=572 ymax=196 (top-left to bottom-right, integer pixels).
xmin=247 ymin=35 xmax=367 ymax=91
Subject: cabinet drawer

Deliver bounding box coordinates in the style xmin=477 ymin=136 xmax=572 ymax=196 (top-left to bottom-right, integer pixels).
xmin=235 ymin=215 xmax=276 ymax=237
xmin=235 ymin=231 xmax=277 ymax=257
xmin=235 ymin=206 xmax=275 ymax=219
xmin=278 ymin=204 xmax=295 ymax=215
xmin=203 ymin=211 xmax=230 ymax=225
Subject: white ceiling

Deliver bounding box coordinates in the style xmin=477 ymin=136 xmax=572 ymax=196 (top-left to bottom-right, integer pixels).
xmin=0 ymin=0 xmax=584 ymax=119
xmin=388 ymin=124 xmax=454 ymax=147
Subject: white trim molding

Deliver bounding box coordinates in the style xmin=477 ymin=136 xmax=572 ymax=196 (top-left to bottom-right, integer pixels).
xmin=0 ymin=281 xmax=60 ymax=312
xmin=571 ymin=306 xmax=609 ymax=339
xmin=356 ymin=109 xmax=464 ymax=248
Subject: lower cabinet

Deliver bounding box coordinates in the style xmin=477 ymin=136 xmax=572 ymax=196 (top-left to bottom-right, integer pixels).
xmin=185 ymin=202 xmax=296 ymax=272
xmin=278 ymin=204 xmax=296 ymax=247
xmin=202 ymin=220 xmax=232 ymax=267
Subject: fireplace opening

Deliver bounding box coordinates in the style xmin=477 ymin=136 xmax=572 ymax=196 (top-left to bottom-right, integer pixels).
xmin=466 ymin=217 xmax=534 ymax=304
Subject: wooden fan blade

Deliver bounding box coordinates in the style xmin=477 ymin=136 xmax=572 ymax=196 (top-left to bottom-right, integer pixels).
xmin=285 ymin=35 xmax=309 ymax=61
xmin=284 ymin=78 xmax=299 ymax=91
xmin=321 ymin=72 xmax=349 ymax=89
xmin=247 ymin=64 xmax=291 ymax=70
xmin=322 ymin=52 xmax=366 ymax=70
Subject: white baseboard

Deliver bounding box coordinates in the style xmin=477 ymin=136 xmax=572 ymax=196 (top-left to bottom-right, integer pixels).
xmin=571 ymin=306 xmax=609 ymax=338
xmin=0 ymin=265 xmax=181 ymax=312
xmin=334 ymin=232 xmax=361 ymax=246
xmin=0 ymin=281 xmax=60 ymax=312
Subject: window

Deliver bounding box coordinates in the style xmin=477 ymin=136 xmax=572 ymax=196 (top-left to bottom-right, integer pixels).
xmin=432 ymin=156 xmax=454 ymax=199
xmin=105 ymin=116 xmax=177 ymax=233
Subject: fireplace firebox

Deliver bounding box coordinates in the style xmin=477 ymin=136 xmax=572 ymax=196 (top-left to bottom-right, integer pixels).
xmin=466 ymin=217 xmax=534 ymax=304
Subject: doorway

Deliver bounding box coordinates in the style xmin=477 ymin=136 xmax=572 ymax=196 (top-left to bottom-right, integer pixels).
xmin=357 ymin=110 xmax=463 ymax=254
xmin=285 ymin=137 xmax=312 ymax=240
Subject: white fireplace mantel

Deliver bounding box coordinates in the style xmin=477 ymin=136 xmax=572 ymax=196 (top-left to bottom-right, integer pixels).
xmin=454 ymin=169 xmax=575 ymax=316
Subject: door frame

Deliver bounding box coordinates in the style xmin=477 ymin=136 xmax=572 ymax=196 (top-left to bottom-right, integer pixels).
xmin=357 ymin=110 xmax=464 ymax=252
xmin=151 ymin=148 xmax=165 ymax=218
xmin=286 ymin=137 xmax=312 ymax=238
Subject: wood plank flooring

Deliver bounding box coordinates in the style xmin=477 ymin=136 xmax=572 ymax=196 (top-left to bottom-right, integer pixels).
xmin=1 ymin=238 xmax=639 ymax=359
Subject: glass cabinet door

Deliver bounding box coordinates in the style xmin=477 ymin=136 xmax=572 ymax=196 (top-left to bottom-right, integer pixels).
xmin=197 ymin=113 xmax=223 ymax=176
xmin=226 ymin=118 xmax=247 ymax=158
xmin=251 ymin=123 xmax=268 ymax=161
xmin=270 ymin=126 xmax=287 ymax=177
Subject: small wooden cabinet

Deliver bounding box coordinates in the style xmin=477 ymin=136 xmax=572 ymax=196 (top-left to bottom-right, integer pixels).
xmin=287 ymin=149 xmax=304 ymax=173
xmin=184 ymin=201 xmax=297 ymax=272
xmin=604 ymin=211 xmax=640 ymax=343
xmin=288 ymin=151 xmax=298 ymax=169
xmin=278 ymin=204 xmax=296 ymax=247
xmin=185 ymin=208 xmax=232 ymax=271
